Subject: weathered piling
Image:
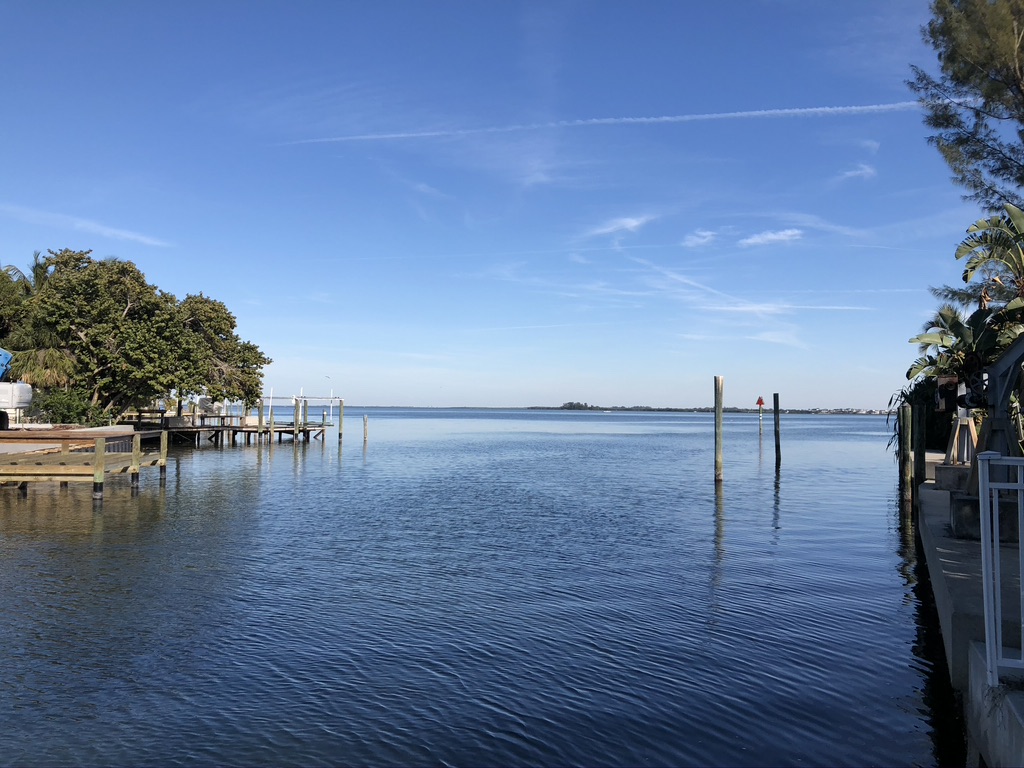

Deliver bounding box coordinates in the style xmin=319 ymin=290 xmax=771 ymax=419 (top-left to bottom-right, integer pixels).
xmin=339 ymin=399 xmax=344 ymax=441
xmin=93 ymin=437 xmax=106 ymax=499
xmin=773 ymin=393 xmax=781 ymax=469
xmin=130 ymin=432 xmax=141 ymax=488
xmin=899 ymin=404 xmax=912 ymax=504
xmin=159 ymin=430 xmax=168 ymax=486
xmin=913 ymin=404 xmax=926 ymax=494
xmin=714 ymin=376 xmax=724 ymax=483
xmin=363 ymin=414 xmax=368 ymax=445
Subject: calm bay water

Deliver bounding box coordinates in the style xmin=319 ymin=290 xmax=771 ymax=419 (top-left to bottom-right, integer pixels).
xmin=0 ymin=409 xmax=963 ymax=766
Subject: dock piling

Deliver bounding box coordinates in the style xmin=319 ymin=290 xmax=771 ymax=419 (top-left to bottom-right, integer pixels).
xmin=773 ymin=393 xmax=781 ymax=469
xmin=714 ymin=376 xmax=723 ymax=483
xmin=93 ymin=437 xmax=105 ymax=500
xmin=899 ymin=404 xmax=912 ymax=504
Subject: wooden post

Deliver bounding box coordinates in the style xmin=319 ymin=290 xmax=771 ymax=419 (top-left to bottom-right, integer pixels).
xmin=60 ymin=440 xmax=70 ymax=489
xmin=159 ymin=430 xmax=168 ymax=487
xmin=130 ymin=432 xmax=141 ymax=487
xmin=93 ymin=437 xmax=105 ymax=500
xmin=714 ymin=376 xmax=724 ymax=483
xmin=899 ymin=404 xmax=913 ymax=504
xmin=258 ymin=405 xmax=265 ymax=443
xmin=363 ymin=414 xmax=368 ymax=445
xmin=293 ymin=397 xmax=300 ymax=442
xmin=339 ymin=398 xmax=344 ymax=441
xmin=913 ymin=405 xmax=927 ymax=494
xmin=773 ymin=393 xmax=781 ymax=469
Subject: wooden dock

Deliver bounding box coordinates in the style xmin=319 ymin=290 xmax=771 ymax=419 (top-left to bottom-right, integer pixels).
xmin=0 ymin=428 xmax=167 ymax=499
xmin=125 ymin=411 xmax=331 ymax=446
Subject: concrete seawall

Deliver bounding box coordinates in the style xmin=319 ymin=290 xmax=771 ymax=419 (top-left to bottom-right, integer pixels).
xmin=917 ymin=457 xmax=1024 ymax=766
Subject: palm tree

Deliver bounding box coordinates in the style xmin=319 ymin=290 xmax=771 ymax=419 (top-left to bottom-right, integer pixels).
xmin=3 ymin=250 xmax=51 ymax=297
xmin=956 ymin=203 xmax=1024 ymax=308
xmin=907 ymin=303 xmax=1024 ymax=382
xmin=2 ymin=251 xmax=70 ymax=388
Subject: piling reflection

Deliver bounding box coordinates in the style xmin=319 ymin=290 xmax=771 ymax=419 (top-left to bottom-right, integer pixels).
xmin=893 ymin=495 xmax=967 ymax=766
xmin=0 ymin=481 xmax=166 ymax=540
xmin=772 ymin=467 xmax=781 ymax=543
xmin=709 ymin=482 xmax=725 ymax=621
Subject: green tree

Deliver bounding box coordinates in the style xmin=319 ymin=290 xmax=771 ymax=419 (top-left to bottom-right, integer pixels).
xmin=909 ymin=0 xmax=1024 ymax=210
xmin=174 ymin=293 xmax=270 ymax=407
xmin=4 ymin=249 xmax=270 ymax=419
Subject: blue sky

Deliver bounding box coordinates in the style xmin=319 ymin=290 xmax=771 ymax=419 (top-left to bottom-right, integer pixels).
xmin=0 ymin=1 xmax=982 ymax=409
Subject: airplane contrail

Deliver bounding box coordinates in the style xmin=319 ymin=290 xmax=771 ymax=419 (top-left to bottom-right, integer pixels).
xmin=292 ymin=101 xmax=920 ymax=144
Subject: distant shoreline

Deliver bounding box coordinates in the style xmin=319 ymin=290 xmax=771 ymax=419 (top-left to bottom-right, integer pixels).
xmin=347 ymin=405 xmax=890 ymax=415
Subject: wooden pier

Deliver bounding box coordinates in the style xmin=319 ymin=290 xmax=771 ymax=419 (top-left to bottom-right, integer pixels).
xmin=0 ymin=428 xmax=167 ymax=499
xmin=126 ymin=405 xmax=336 ymax=446
xmin=0 ymin=397 xmax=345 ymax=499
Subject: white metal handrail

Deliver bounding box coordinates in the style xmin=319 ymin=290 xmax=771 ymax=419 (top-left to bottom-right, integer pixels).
xmin=976 ymin=451 xmax=1024 ymax=687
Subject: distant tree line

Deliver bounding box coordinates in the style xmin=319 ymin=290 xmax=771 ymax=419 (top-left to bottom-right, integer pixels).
xmin=0 ymin=249 xmax=270 ymax=424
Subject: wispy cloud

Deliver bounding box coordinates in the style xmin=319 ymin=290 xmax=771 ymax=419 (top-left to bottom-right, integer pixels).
xmin=584 ymin=214 xmax=657 ymax=238
xmin=773 ymin=212 xmax=861 ymax=237
xmin=835 ymin=163 xmax=877 ymax=183
xmin=710 ymin=303 xmax=870 ymax=313
xmin=0 ymin=204 xmax=170 ymax=247
xmin=859 ymin=139 xmax=881 ymax=153
xmin=291 ymin=102 xmax=919 ymax=144
xmin=746 ymin=330 xmax=807 ymax=348
xmin=682 ymin=229 xmax=716 ymax=247
xmin=738 ymin=228 xmax=803 ymax=247
xmin=410 ymin=180 xmax=449 ymax=198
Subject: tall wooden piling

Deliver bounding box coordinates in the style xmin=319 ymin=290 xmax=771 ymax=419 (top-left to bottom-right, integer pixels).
xmin=363 ymin=414 xmax=368 ymax=445
xmin=773 ymin=393 xmax=781 ymax=469
xmin=899 ymin=404 xmax=913 ymax=504
xmin=130 ymin=432 xmax=141 ymax=488
xmin=93 ymin=437 xmax=106 ymax=500
xmin=714 ymin=376 xmax=724 ymax=483
xmin=159 ymin=430 xmax=168 ymax=486
xmin=339 ymin=399 xmax=344 ymax=441
xmin=913 ymin=404 xmax=926 ymax=494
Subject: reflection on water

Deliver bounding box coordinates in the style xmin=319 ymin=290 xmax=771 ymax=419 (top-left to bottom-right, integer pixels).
xmin=0 ymin=411 xmax=964 ymax=767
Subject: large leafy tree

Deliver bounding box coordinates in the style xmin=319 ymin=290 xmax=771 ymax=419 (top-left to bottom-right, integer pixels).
xmin=174 ymin=293 xmax=270 ymax=406
xmin=909 ymin=0 xmax=1024 ymax=211
xmin=2 ymin=249 xmax=270 ymax=418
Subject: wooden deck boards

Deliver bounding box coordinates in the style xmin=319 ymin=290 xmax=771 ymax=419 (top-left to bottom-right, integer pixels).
xmin=0 ymin=429 xmax=167 ymax=497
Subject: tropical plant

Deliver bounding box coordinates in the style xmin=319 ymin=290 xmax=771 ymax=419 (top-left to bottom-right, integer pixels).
xmin=4 ymin=250 xmax=51 ymax=297
xmin=907 ymin=302 xmax=1024 ymax=381
xmin=955 ymin=203 xmax=1024 ymax=304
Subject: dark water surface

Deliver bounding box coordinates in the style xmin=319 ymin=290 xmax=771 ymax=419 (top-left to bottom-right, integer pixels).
xmin=0 ymin=410 xmax=963 ymax=766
